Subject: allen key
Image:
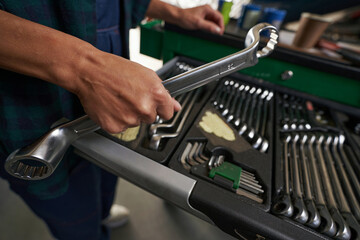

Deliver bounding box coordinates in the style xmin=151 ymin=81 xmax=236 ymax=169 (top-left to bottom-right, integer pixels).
xmin=180 ymin=142 xmax=193 ymax=170
xmin=148 ymin=93 xmax=188 ymax=135
xmin=209 ymin=158 xmax=264 ymax=196
xmin=194 ymin=142 xmax=207 ymax=164
xmin=149 ymin=89 xmax=200 ymax=150
xmin=187 ymin=141 xmax=200 ymax=166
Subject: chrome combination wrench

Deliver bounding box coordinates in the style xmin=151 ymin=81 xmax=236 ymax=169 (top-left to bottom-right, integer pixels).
xmin=5 ymin=23 xmax=278 ymax=180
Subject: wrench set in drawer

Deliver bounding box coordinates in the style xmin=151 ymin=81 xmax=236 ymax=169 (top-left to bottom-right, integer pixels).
xmin=101 ymin=58 xmax=360 ymax=240
xmin=210 ymin=79 xmax=274 ymax=153
xmin=273 ymin=93 xmax=360 ymax=240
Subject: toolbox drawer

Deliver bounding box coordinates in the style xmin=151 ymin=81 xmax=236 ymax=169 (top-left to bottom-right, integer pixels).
xmin=73 ymin=56 xmax=360 ymax=240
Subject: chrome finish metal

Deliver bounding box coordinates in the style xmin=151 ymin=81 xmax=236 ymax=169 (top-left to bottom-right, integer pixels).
xmin=5 ymin=23 xmax=278 ymax=180
xmin=316 ymin=136 xmax=350 ymax=240
xmin=5 ymin=115 xmax=99 ymax=180
xmin=290 ymin=134 xmax=309 ymax=224
xmin=281 ymin=70 xmax=293 ymax=81
xmin=162 ymin=23 xmax=278 ymax=96
xmin=300 ymin=135 xmax=320 ymax=229
xmin=149 ymin=89 xmax=199 ymax=150
xmin=308 ymin=135 xmax=337 ymax=237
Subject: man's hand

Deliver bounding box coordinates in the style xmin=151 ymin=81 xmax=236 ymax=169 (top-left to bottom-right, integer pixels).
xmin=176 ymin=5 xmax=225 ymax=35
xmin=75 ymin=51 xmax=181 ymax=133
xmin=146 ymin=1 xmax=224 ymax=35
xmin=0 ymin=10 xmax=180 ymax=134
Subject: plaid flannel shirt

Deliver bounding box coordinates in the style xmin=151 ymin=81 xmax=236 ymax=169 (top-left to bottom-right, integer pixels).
xmin=0 ymin=0 xmax=150 ymax=199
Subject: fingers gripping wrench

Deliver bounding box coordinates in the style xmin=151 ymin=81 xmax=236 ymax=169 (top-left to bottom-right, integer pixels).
xmin=5 ymin=23 xmax=278 ymax=180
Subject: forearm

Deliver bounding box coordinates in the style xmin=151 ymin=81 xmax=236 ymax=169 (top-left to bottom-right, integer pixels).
xmin=0 ymin=10 xmax=96 ymax=93
xmin=145 ymin=0 xmax=224 ymax=35
xmin=145 ymin=0 xmax=181 ymax=25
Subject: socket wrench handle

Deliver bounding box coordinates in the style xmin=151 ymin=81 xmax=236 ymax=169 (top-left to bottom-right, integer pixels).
xmin=5 ymin=23 xmax=278 ymax=180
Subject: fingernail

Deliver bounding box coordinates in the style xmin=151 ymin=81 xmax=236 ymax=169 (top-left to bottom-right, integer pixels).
xmin=215 ymin=26 xmax=221 ymax=33
xmin=174 ymin=100 xmax=182 ymax=111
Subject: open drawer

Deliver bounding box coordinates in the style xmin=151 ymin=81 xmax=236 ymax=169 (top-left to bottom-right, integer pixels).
xmin=72 ymin=56 xmax=360 ymax=240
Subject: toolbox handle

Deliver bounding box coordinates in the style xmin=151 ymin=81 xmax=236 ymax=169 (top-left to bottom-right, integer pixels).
xmin=72 ymin=132 xmax=213 ymax=223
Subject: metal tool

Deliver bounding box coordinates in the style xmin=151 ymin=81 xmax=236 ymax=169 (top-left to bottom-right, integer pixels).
xmin=238 ymin=87 xmax=257 ymax=135
xmin=209 ymin=159 xmax=263 ymax=197
xmin=272 ymin=135 xmax=294 ymax=217
xmin=222 ymin=82 xmax=239 ymax=116
xmin=308 ymin=135 xmax=337 ymax=237
xmin=316 ymin=135 xmax=350 ymax=240
xmin=290 ymin=134 xmax=309 ymax=224
xmin=243 ymin=88 xmax=262 ymax=139
xmin=338 ymin=134 xmax=360 ymax=203
xmin=148 ymin=93 xmax=188 ymax=135
xmin=4 ymin=115 xmax=100 ymax=180
xmin=300 ymin=102 xmax=311 ymax=130
xmin=180 ymin=141 xmax=209 ymax=170
xmin=186 ymin=141 xmax=200 ymax=166
xmin=180 ymin=142 xmax=193 ymax=170
xmin=218 ymin=80 xmax=233 ymax=110
xmin=332 ymin=136 xmax=360 ymax=222
xmin=324 ymin=136 xmax=359 ymax=240
xmin=194 ymin=142 xmax=208 ymax=164
xmin=226 ymin=84 xmax=245 ymax=122
xmin=251 ymin=90 xmax=269 ymax=149
xmin=149 ymin=89 xmax=200 ymax=150
xmin=258 ymin=92 xmax=273 ymax=153
xmin=280 ymin=95 xmax=290 ymax=130
xmin=181 ymin=144 xmax=263 ymax=203
xmin=299 ymin=135 xmax=320 ymax=229
xmin=288 ymin=97 xmax=297 ymax=130
xmin=213 ymin=80 xmax=229 ymax=107
xmin=232 ymin=85 xmax=250 ymax=126
xmin=5 ymin=23 xmax=278 ymax=180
